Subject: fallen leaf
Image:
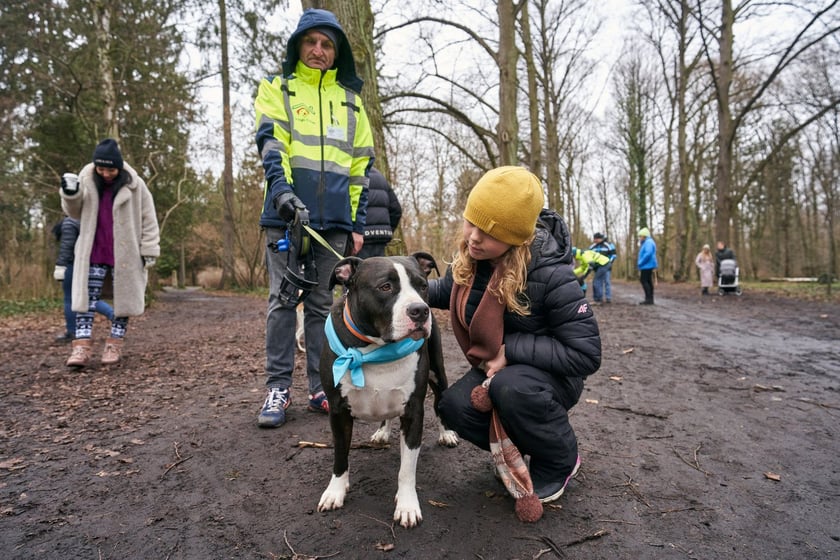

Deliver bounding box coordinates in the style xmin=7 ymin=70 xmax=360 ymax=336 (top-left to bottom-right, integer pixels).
xmin=764 ymin=472 xmax=781 ymax=481
xmin=428 ymin=500 xmax=449 ymax=508
xmin=375 ymin=542 xmax=395 ymax=552
xmin=622 ymin=348 xmax=635 ymax=354
xmin=585 ymin=398 xmax=599 ymax=404
xmin=609 ymin=376 xmax=623 ymax=382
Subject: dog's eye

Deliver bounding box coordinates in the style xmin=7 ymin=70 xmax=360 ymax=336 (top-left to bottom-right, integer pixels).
xmin=378 ymin=282 xmax=392 ymax=293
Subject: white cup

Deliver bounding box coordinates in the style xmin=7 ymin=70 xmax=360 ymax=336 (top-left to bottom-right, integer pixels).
xmin=61 ymin=172 xmax=79 ymax=193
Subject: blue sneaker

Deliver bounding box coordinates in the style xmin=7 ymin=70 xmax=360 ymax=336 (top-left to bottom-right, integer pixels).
xmin=257 ymin=388 xmax=290 ymax=428
xmin=535 ymin=455 xmax=581 ymax=503
xmin=307 ymin=391 xmax=330 ymax=414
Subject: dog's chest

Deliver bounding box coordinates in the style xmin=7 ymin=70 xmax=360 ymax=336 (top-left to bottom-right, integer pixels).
xmin=339 ymin=353 xmax=420 ymax=421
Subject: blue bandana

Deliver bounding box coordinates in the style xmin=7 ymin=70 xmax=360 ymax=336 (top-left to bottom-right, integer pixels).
xmin=325 ymin=314 xmax=425 ymax=387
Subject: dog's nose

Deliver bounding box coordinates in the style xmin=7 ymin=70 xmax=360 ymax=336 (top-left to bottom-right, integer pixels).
xmin=407 ymin=302 xmax=429 ymax=323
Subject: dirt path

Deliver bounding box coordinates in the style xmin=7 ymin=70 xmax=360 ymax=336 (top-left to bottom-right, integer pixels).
xmin=1 ymin=281 xmax=838 ymax=559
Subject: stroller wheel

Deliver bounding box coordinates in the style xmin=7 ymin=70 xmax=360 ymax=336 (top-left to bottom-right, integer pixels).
xmin=735 ymin=287 xmax=743 ymax=296
xmin=718 ymin=288 xmax=725 ymax=296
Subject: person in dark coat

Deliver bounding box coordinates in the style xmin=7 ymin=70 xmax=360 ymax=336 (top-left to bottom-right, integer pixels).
xmin=429 ymin=166 xmax=601 ymax=505
xmin=356 ymin=168 xmax=402 ymax=258
xmin=715 ymin=241 xmax=736 ymax=277
xmin=52 ymin=216 xmax=114 ymax=342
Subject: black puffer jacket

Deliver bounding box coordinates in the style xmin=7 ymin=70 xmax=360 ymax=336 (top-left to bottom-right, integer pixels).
xmin=363 ymin=168 xmax=402 ymax=244
xmin=56 ymin=217 xmax=81 ymax=267
xmin=429 ymin=210 xmax=601 ymax=379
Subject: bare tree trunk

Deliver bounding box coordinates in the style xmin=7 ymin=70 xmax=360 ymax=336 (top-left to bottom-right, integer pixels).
xmin=91 ymin=0 xmax=118 ymax=139
xmin=324 ymin=0 xmax=388 ymax=176
xmin=712 ymin=0 xmax=735 ymax=247
xmin=674 ymin=0 xmax=692 ymax=282
xmin=497 ymin=0 xmax=519 ymax=166
xmin=218 ymin=0 xmax=236 ymax=289
xmin=519 ymin=1 xmax=542 ymax=178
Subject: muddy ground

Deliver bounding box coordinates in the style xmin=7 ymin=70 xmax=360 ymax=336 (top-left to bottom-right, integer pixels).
xmin=1 ymin=280 xmax=839 ymax=560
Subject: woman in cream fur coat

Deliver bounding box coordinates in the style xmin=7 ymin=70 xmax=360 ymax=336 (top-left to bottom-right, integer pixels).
xmin=60 ymin=138 xmax=160 ymax=367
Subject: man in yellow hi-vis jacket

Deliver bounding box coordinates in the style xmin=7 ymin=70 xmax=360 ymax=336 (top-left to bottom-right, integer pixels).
xmin=572 ymin=247 xmax=610 ymax=300
xmin=254 ymin=8 xmax=375 ymax=428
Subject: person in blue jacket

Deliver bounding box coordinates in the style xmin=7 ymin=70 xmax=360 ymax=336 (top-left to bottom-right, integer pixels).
xmin=637 ymin=227 xmax=658 ymax=305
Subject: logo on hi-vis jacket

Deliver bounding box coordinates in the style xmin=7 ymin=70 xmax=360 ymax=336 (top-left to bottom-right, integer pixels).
xmin=292 ymin=103 xmax=317 ymax=125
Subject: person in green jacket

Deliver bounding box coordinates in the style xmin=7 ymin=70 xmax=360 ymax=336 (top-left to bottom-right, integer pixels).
xmin=572 ymin=247 xmax=610 ymax=299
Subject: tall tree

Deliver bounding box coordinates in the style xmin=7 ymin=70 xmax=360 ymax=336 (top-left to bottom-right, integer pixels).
xmin=217 ymin=0 xmax=237 ymax=288
xmin=613 ymin=53 xmax=658 ymax=241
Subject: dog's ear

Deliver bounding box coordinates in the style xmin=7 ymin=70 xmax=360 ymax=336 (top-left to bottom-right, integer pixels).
xmin=411 ymin=252 xmax=439 ymax=278
xmin=329 ymin=256 xmax=364 ymax=290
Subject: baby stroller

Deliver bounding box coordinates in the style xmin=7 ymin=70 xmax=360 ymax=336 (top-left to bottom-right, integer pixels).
xmin=718 ymin=258 xmax=742 ymax=295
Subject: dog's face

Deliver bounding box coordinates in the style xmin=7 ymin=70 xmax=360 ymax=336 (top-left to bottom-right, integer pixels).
xmin=330 ymin=253 xmax=438 ymax=344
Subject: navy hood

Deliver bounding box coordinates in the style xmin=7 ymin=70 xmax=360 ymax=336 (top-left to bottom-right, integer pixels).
xmin=282 ymin=8 xmax=363 ymax=94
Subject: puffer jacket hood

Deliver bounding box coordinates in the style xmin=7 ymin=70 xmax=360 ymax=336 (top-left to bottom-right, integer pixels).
xmin=529 ymin=208 xmax=573 ymax=271
xmin=282 ymin=8 xmax=363 ymax=94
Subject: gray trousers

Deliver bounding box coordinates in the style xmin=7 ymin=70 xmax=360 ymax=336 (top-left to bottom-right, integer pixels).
xmin=264 ymin=227 xmax=349 ymax=394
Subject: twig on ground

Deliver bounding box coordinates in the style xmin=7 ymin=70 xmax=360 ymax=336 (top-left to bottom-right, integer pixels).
xmin=796 ymin=398 xmax=840 ymax=413
xmin=621 ymin=474 xmax=651 ymax=508
xmin=603 ymin=405 xmax=668 ymax=419
xmin=161 ymin=442 xmax=192 ymax=479
xmin=518 ymin=530 xmax=609 ymax=555
xmin=654 ymin=506 xmax=715 ymax=515
xmin=672 ymin=444 xmax=711 ymax=476
xmin=564 ymin=529 xmax=609 ymax=547
xmin=515 ymin=535 xmax=563 ymax=558
xmin=292 ymin=441 xmax=390 ymax=449
xmin=360 ymin=513 xmax=397 ymax=540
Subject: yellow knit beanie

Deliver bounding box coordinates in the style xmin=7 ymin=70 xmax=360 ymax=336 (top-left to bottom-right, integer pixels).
xmin=463 ymin=166 xmax=545 ymax=246
xmin=638 ymin=227 xmax=651 ymax=238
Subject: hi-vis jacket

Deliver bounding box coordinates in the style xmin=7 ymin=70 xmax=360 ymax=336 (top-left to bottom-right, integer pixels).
xmin=255 ymin=8 xmax=373 ymax=232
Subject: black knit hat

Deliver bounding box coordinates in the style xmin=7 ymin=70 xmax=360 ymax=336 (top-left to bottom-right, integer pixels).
xmin=92 ymin=138 xmax=124 ymax=169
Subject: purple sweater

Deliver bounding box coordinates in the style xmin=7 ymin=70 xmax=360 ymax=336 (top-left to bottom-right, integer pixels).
xmin=90 ymin=184 xmax=115 ymax=266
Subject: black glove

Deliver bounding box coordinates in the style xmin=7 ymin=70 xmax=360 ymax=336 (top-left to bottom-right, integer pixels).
xmin=273 ymin=192 xmax=307 ymax=223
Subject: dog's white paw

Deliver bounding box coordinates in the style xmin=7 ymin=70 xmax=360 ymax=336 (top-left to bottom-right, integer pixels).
xmin=317 ymin=473 xmax=350 ymax=512
xmin=438 ymin=428 xmax=459 ymax=448
xmin=393 ymin=491 xmax=422 ymax=528
xmin=437 ymin=419 xmax=459 ymax=447
xmin=370 ymin=420 xmax=391 ymax=444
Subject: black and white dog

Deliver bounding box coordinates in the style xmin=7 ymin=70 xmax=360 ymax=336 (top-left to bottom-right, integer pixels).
xmin=317 ymin=252 xmax=458 ymax=528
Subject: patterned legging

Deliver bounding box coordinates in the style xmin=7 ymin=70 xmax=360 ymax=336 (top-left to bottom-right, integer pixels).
xmin=75 ymin=264 xmax=129 ymax=340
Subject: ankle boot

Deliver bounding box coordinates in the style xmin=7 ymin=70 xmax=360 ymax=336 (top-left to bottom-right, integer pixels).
xmin=101 ymin=337 xmax=124 ymax=365
xmin=66 ymin=338 xmax=93 ymax=367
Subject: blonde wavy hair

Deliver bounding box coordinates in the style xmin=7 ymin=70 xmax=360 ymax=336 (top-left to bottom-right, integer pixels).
xmin=450 ymin=235 xmax=534 ymax=316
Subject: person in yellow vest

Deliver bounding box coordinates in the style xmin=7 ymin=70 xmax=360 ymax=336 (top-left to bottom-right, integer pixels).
xmin=254 ymin=8 xmax=375 ymax=428
xmin=572 ymin=247 xmax=610 ymax=300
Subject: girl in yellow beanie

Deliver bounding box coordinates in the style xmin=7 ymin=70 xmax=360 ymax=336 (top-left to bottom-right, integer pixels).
xmin=427 ymin=166 xmax=601 ymax=514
